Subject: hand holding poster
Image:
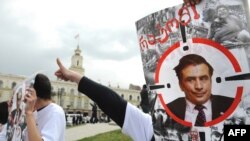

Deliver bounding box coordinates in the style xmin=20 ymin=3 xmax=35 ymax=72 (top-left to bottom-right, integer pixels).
xmin=6 ymin=73 xmax=37 ymax=141
xmin=136 ymin=0 xmax=250 ymax=140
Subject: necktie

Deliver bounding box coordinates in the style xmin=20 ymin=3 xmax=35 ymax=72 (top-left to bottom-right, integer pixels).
xmin=194 ymin=105 xmax=206 ymax=126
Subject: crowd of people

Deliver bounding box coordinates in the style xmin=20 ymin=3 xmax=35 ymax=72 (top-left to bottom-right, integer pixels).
xmin=65 ymin=110 xmax=111 ymax=126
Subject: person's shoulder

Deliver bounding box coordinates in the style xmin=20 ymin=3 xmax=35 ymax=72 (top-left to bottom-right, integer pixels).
xmin=167 ymin=97 xmax=185 ymax=106
xmin=166 ymin=98 xmax=186 ymax=118
xmin=140 ymin=89 xmax=148 ymax=94
xmin=228 ymin=15 xmax=239 ymax=20
xmin=211 ymin=95 xmax=234 ymax=102
xmin=48 ymin=103 xmax=65 ymax=113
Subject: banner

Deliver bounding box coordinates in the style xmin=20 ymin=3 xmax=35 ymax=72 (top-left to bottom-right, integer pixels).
xmin=136 ymin=0 xmax=250 ymax=140
xmin=6 ymin=73 xmax=37 ymax=141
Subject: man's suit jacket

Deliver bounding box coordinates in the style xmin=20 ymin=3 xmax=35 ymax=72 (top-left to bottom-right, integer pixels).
xmin=166 ymin=95 xmax=234 ymax=121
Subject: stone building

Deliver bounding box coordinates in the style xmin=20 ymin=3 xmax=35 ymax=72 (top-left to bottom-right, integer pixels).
xmin=0 ymin=45 xmax=141 ymax=117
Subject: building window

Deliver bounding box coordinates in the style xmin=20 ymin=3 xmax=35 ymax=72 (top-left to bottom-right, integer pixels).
xmin=61 ymin=99 xmax=64 ymax=107
xmin=129 ymin=95 xmax=132 ymax=101
xmin=51 ymin=87 xmax=56 ymax=96
xmin=84 ymin=99 xmax=89 ymax=109
xmin=0 ymin=80 xmax=3 ymax=88
xmin=12 ymin=82 xmax=17 ymax=89
xmin=121 ymin=94 xmax=124 ymax=98
xmin=70 ymin=95 xmax=74 ymax=108
xmin=60 ymin=88 xmax=65 ymax=95
xmin=57 ymin=88 xmax=65 ymax=106
xmin=70 ymin=101 xmax=74 ymax=108
xmin=137 ymin=96 xmax=140 ymax=101
xmin=70 ymin=89 xmax=74 ymax=95
xmin=77 ymin=98 xmax=82 ymax=109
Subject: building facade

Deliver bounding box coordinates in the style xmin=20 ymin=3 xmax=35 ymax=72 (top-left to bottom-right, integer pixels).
xmin=0 ymin=45 xmax=141 ymax=117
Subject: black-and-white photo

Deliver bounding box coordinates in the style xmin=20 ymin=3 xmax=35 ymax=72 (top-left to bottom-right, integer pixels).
xmin=136 ymin=0 xmax=250 ymax=140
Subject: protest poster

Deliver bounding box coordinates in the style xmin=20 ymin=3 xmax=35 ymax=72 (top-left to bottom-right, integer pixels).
xmin=136 ymin=0 xmax=250 ymax=140
xmin=6 ymin=73 xmax=37 ymax=141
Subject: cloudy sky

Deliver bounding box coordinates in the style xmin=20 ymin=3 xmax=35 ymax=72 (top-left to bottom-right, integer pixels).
xmin=0 ymin=0 xmax=183 ymax=88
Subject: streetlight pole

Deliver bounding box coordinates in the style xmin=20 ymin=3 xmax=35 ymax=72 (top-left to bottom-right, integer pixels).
xmin=58 ymin=88 xmax=62 ymax=106
xmin=57 ymin=88 xmax=59 ymax=105
xmin=60 ymin=89 xmax=62 ymax=106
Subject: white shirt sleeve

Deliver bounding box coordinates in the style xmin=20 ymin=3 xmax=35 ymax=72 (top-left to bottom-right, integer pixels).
xmin=122 ymin=103 xmax=154 ymax=141
xmin=0 ymin=124 xmax=7 ymax=141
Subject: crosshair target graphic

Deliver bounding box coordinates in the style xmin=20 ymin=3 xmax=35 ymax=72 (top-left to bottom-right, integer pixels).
xmin=153 ymin=38 xmax=244 ymax=127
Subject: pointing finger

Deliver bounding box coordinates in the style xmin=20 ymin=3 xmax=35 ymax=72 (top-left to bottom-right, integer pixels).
xmin=56 ymin=58 xmax=65 ymax=70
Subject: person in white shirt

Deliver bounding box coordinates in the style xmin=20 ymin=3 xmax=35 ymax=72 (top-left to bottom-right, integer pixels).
xmin=23 ymin=73 xmax=66 ymax=141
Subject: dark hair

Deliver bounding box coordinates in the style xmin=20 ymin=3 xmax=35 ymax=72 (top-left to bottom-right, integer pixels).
xmin=216 ymin=5 xmax=229 ymax=12
xmin=34 ymin=73 xmax=52 ymax=100
xmin=174 ymin=54 xmax=214 ymax=81
xmin=0 ymin=101 xmax=8 ymax=124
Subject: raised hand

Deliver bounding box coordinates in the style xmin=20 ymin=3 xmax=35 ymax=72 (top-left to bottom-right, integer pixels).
xmin=55 ymin=58 xmax=83 ymax=84
xmin=24 ymin=88 xmax=37 ymax=115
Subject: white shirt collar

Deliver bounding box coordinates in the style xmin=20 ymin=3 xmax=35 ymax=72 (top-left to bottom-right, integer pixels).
xmin=185 ymin=99 xmax=211 ymax=112
xmin=185 ymin=99 xmax=212 ymax=123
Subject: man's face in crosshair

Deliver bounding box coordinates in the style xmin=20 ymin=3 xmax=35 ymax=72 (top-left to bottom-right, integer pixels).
xmin=179 ymin=63 xmax=212 ymax=105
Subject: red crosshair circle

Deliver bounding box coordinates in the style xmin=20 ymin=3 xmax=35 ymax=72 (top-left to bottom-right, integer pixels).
xmin=155 ymin=38 xmax=243 ymax=127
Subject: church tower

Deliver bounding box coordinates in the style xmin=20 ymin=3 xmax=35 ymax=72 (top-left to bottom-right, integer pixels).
xmin=69 ymin=44 xmax=85 ymax=75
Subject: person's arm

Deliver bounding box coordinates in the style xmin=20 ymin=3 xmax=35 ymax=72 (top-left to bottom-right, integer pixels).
xmin=55 ymin=58 xmax=154 ymax=140
xmin=78 ymin=76 xmax=127 ymax=127
xmin=24 ymin=88 xmax=43 ymax=141
xmin=25 ymin=113 xmax=42 ymax=141
xmin=55 ymin=58 xmax=127 ymax=127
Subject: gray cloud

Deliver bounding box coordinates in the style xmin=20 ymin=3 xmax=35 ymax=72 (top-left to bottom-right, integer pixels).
xmin=0 ymin=0 xmax=182 ymax=88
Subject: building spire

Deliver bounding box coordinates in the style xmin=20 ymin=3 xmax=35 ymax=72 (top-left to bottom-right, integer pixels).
xmin=69 ymin=34 xmax=84 ymax=75
xmin=75 ymin=33 xmax=80 ymax=47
